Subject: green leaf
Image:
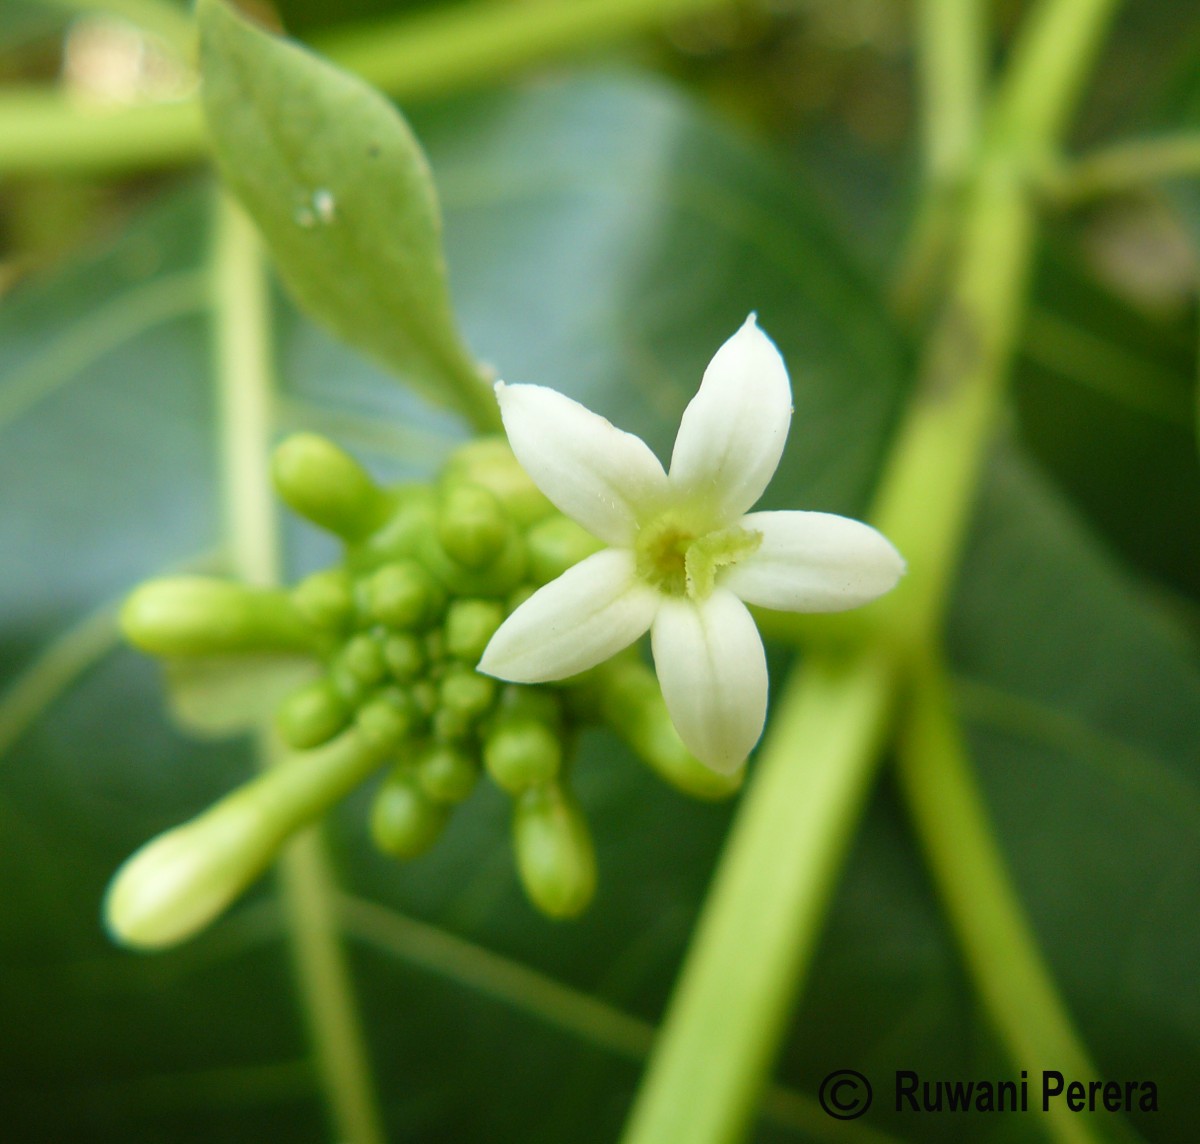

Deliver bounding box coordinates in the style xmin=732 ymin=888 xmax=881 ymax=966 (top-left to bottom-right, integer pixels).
xmin=196 ymin=0 xmax=497 ymax=432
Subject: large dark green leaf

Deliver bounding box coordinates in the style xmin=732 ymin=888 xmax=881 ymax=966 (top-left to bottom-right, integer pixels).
xmin=0 ymin=74 xmax=907 ymax=1143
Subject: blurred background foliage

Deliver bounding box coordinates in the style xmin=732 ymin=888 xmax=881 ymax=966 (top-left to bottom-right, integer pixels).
xmin=1 ymin=1 xmax=1199 ymax=1142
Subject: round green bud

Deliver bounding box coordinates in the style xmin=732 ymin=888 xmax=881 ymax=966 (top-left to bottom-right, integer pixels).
xmin=437 ymin=481 xmax=511 ymax=570
xmin=432 ymin=705 xmax=473 ymax=743
xmin=365 ymin=560 xmax=441 ymax=630
xmin=276 ymin=679 xmax=351 ymax=750
xmin=356 ymin=688 xmax=416 ymax=750
xmin=339 ymin=633 xmax=388 ymax=687
xmin=443 ymin=599 xmax=505 ymax=662
xmin=410 ymin=680 xmax=438 ymax=718
xmin=493 ymin=683 xmax=562 ymax=727
xmin=416 ymin=525 xmax=528 ymax=599
xmin=439 ymin=665 xmax=496 ymax=721
xmin=417 ymin=743 xmax=479 ymax=804
xmin=383 ymin=633 xmax=425 ymax=683
xmin=441 ymin=438 xmax=553 ymax=527
xmin=347 ymin=484 xmax=436 ymax=572
xmin=272 ymin=434 xmax=391 ymax=541
xmin=483 ymin=717 xmax=561 ymax=794
xmin=291 ymin=569 xmax=355 ymax=632
xmin=512 ymin=783 xmax=596 ymax=919
xmin=526 ymin=516 xmax=604 ymax=584
xmin=371 ymin=770 xmax=447 ymax=859
xmin=121 ymin=578 xmax=317 ymax=657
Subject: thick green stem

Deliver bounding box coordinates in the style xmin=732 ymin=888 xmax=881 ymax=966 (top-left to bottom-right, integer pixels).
xmin=896 ymin=659 xmax=1133 ymax=1144
xmin=211 ymin=193 xmax=386 ymax=1144
xmin=619 ymin=650 xmax=896 ymax=1144
xmin=0 ymin=0 xmax=734 ymax=175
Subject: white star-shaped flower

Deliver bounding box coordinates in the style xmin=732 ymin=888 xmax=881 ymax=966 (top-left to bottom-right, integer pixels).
xmin=478 ymin=315 xmax=904 ymax=773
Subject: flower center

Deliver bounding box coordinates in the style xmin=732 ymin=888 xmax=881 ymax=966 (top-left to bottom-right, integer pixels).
xmin=634 ymin=516 xmax=761 ymax=600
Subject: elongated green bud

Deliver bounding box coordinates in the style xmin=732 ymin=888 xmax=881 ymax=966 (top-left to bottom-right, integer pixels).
xmin=272 ymin=433 xmax=392 ymax=541
xmin=597 ymin=659 xmax=741 ymax=800
xmin=441 ymin=438 xmax=553 ymax=527
xmin=371 ymin=769 xmax=447 ymax=858
xmin=513 ymin=783 xmax=596 ymax=919
xmin=276 ymin=679 xmax=350 ymax=749
xmin=483 ymin=717 xmax=561 ymax=794
xmin=122 ymin=577 xmax=318 ymax=657
xmin=105 ymin=728 xmax=390 ymax=949
xmin=526 ymin=516 xmax=603 ymax=584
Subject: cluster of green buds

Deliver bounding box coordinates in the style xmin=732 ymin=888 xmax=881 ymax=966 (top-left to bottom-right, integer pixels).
xmin=109 ymin=433 xmax=739 ymax=950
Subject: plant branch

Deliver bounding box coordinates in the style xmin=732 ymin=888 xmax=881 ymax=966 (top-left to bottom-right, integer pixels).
xmin=210 ymin=192 xmax=385 ymax=1144
xmin=897 ymin=658 xmax=1138 ymax=1144
xmin=619 ymin=650 xmax=896 ymax=1144
xmin=0 ymin=0 xmax=735 ymax=175
xmin=1047 ymin=134 xmax=1200 ymax=203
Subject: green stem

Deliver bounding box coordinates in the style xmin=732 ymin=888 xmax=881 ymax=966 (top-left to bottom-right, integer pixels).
xmin=918 ymin=0 xmax=985 ymax=184
xmin=892 ymin=0 xmax=985 ymax=317
xmin=896 ymin=659 xmax=1134 ymax=1144
xmin=1048 ymin=133 xmax=1200 ymax=202
xmin=0 ymin=0 xmax=735 ymax=175
xmin=211 ymin=193 xmax=386 ymax=1144
xmin=877 ymin=0 xmax=1122 ymax=647
xmin=619 ymin=650 xmax=896 ymax=1144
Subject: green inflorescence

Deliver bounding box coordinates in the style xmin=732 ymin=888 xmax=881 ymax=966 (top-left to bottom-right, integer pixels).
xmin=120 ymin=433 xmax=742 ymax=930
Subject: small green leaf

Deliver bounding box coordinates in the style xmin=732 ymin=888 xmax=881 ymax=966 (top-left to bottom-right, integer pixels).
xmin=197 ymin=0 xmax=498 ymax=431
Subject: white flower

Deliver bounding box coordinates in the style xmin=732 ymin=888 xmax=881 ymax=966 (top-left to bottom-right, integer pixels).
xmin=478 ymin=315 xmax=904 ymax=773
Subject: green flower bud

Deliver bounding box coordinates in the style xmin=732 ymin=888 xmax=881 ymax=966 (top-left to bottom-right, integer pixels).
xmin=526 ymin=516 xmax=604 ymax=584
xmin=410 ymin=680 xmax=438 ymax=718
xmin=443 ymin=599 xmax=505 ymax=662
xmin=122 ymin=578 xmax=318 ymax=657
xmin=365 ymin=560 xmax=441 ymax=630
xmin=339 ymin=633 xmax=388 ymax=686
xmin=439 ymin=664 xmax=496 ymax=720
xmin=356 ymin=687 xmax=416 ymax=750
xmin=272 ymin=434 xmax=391 ymax=541
xmin=483 ymin=716 xmax=561 ymax=794
xmin=597 ymin=659 xmax=741 ymax=800
xmin=383 ymin=633 xmax=425 ymax=683
xmin=432 ymin=704 xmax=472 ymax=743
xmin=291 ymin=569 xmax=355 ymax=632
xmin=347 ymin=484 xmax=436 ymax=572
xmin=512 ymin=783 xmax=596 ymax=919
xmin=106 ymin=728 xmax=390 ymax=948
xmin=371 ymin=769 xmax=447 ymax=859
xmin=276 ymin=678 xmax=351 ymax=749
xmin=416 ymin=526 xmax=528 ymax=599
xmin=437 ymin=481 xmax=511 ymax=570
xmin=417 ymin=743 xmax=478 ymax=804
xmin=441 ymin=437 xmax=553 ymax=527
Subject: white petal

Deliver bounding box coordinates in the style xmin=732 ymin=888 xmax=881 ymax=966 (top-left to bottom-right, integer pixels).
xmin=722 ymin=510 xmax=905 ymax=612
xmin=650 ymin=589 xmax=767 ymax=773
xmin=478 ymin=548 xmax=658 ymax=682
xmin=668 ymin=315 xmax=792 ymax=523
xmin=495 ymin=382 xmax=668 ymax=546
